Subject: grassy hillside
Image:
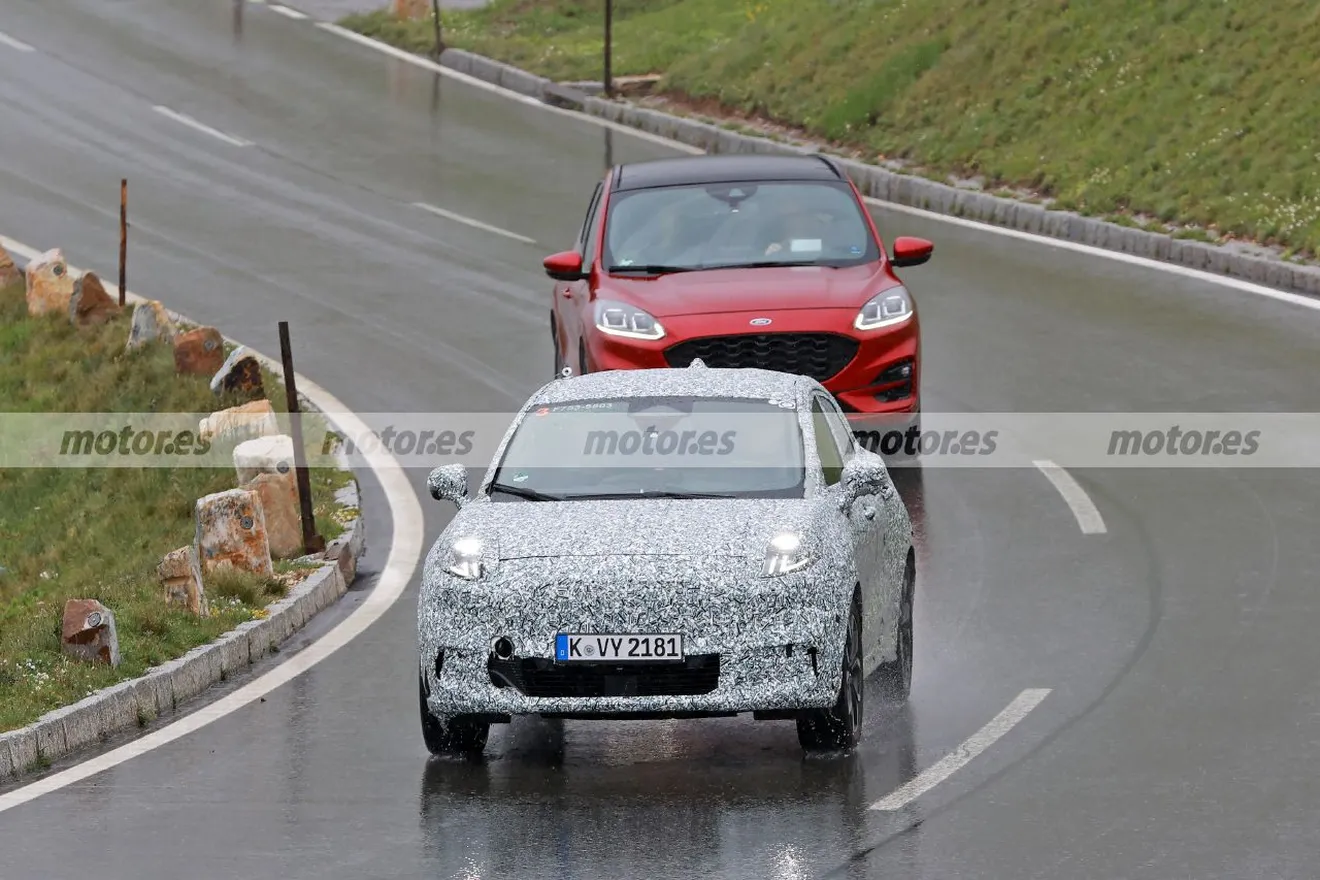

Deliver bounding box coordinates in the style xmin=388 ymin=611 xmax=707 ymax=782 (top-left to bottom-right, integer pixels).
xmin=345 ymin=0 xmax=1320 ymax=260
xmin=0 ymin=280 xmax=349 ymax=733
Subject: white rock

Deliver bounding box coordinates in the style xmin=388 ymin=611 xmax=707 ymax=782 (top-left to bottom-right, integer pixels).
xmin=233 ymin=434 xmax=295 ymax=485
xmin=200 ymin=399 xmax=279 ymax=445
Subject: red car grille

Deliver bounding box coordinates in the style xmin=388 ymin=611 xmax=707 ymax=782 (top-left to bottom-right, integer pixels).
xmin=664 ymin=333 xmax=859 ymax=383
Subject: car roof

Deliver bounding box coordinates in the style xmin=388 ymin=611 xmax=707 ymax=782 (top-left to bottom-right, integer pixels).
xmin=611 ymin=154 xmax=846 ymax=193
xmin=527 ymin=365 xmax=821 ymax=407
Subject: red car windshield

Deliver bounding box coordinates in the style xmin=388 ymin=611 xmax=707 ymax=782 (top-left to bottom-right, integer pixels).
xmin=603 ymin=180 xmax=879 ymax=272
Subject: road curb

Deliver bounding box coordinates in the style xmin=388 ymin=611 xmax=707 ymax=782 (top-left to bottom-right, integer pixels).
xmin=0 ymin=252 xmax=368 ymax=782
xmin=433 ymin=46 xmax=1320 ymax=300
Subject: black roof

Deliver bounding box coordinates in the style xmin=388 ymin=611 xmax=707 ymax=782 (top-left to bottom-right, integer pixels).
xmin=612 ymin=153 xmax=845 ymax=192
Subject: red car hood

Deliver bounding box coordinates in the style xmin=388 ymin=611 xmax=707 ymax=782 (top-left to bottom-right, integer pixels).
xmin=598 ymin=263 xmax=892 ymax=319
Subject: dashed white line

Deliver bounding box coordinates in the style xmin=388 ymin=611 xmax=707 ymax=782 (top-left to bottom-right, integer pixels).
xmin=269 ymin=4 xmax=309 ymax=19
xmin=0 ymin=234 xmax=425 ymax=815
xmin=1033 ymin=460 xmax=1108 ymax=534
xmin=0 ymin=31 xmax=35 ymax=52
xmin=414 ymin=202 xmax=538 ymax=245
xmin=153 ymin=106 xmax=253 ymax=147
xmin=869 ymin=688 xmax=1052 ymax=811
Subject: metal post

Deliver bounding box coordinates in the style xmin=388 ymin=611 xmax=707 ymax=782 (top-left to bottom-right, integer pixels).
xmin=118 ymin=179 xmax=127 ymax=307
xmin=278 ymin=321 xmax=325 ymax=556
xmin=431 ymin=0 xmax=442 ymax=59
xmin=603 ymin=0 xmax=613 ymax=98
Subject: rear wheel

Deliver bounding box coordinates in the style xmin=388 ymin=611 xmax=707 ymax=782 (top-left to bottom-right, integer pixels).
xmin=578 ymin=339 xmax=591 ymax=375
xmin=419 ymin=673 xmax=489 ymax=756
xmin=877 ymin=554 xmax=915 ymax=702
xmin=797 ymin=593 xmax=864 ymax=753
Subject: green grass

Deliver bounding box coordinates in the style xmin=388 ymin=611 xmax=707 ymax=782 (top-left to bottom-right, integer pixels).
xmin=344 ymin=0 xmax=1320 ymax=259
xmin=0 ymin=281 xmax=355 ymax=733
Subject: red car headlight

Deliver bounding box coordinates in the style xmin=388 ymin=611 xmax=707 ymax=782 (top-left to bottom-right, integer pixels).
xmin=595 ymin=300 xmax=667 ymax=340
xmin=854 ymin=285 xmax=914 ymax=331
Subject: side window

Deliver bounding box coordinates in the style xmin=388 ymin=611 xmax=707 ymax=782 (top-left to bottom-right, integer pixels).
xmin=820 ymin=395 xmax=856 ymax=460
xmin=576 ymin=183 xmax=602 ymax=253
xmin=582 ymin=187 xmax=606 ymax=269
xmin=812 ymin=398 xmax=845 ymax=486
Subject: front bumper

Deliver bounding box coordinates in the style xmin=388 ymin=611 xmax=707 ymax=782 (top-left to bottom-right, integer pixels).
xmin=583 ymin=308 xmax=919 ymax=415
xmin=418 ymin=558 xmax=851 ymax=720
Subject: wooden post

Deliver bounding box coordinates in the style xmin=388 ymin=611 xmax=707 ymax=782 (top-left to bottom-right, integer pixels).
xmin=603 ymin=0 xmax=613 ymax=98
xmin=118 ymin=179 xmax=127 ymax=307
xmin=278 ymin=321 xmax=325 ymax=556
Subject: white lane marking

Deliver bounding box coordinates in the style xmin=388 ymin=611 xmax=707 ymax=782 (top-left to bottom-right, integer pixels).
xmin=152 ymin=106 xmax=253 ymax=147
xmin=0 ymin=31 xmax=35 ymax=52
xmin=311 ymin=21 xmax=1320 ymax=314
xmin=1033 ymin=460 xmax=1107 ymax=534
xmin=870 ymin=200 xmax=1320 ymax=314
xmin=0 ymin=235 xmax=426 ymax=815
xmin=413 ymin=202 xmax=538 ymax=245
xmin=269 ymin=4 xmax=309 ymax=19
xmin=869 ymin=688 xmax=1052 ymax=811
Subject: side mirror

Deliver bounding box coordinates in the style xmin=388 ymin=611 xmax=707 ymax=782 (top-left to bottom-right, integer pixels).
xmin=839 ymin=454 xmax=891 ymax=510
xmin=890 ymin=236 xmax=933 ymax=268
xmin=427 ymin=464 xmax=469 ymax=508
xmin=544 ymin=250 xmax=587 ymax=282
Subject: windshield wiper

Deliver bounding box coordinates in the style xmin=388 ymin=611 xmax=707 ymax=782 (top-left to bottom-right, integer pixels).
xmin=606 ymin=264 xmax=698 ymax=275
xmin=487 ymin=483 xmax=564 ymax=501
xmin=701 ymin=260 xmax=834 ymax=270
xmin=564 ymin=490 xmax=737 ymax=500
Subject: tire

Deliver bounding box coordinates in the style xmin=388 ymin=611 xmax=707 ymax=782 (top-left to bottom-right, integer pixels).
xmin=578 ymin=339 xmax=591 ymax=375
xmin=797 ymin=593 xmax=864 ymax=753
xmin=876 ymin=554 xmax=915 ymax=702
xmin=419 ymin=673 xmax=489 ymax=756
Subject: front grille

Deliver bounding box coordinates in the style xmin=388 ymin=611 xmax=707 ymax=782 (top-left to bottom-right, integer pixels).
xmin=664 ymin=333 xmax=859 ymax=383
xmin=489 ymin=654 xmax=721 ymax=698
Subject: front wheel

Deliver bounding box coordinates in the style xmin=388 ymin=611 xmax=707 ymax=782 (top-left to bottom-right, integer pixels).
xmin=876 ymin=554 xmax=915 ymax=702
xmin=797 ymin=593 xmax=864 ymax=753
xmin=419 ymin=674 xmax=489 ymax=756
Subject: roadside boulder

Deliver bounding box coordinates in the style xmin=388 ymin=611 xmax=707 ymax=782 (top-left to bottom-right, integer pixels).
xmin=199 ymin=399 xmax=279 ymax=445
xmin=126 ymin=300 xmax=177 ymax=350
xmin=0 ymin=243 xmax=19 ymax=288
xmin=210 ymin=345 xmax=265 ymax=399
xmin=25 ymin=248 xmax=75 ymax=317
xmin=233 ymin=434 xmax=295 ymax=485
xmin=195 ymin=488 xmax=273 ymax=577
xmin=158 ymin=546 xmax=209 ymax=617
xmin=174 ymin=327 xmax=225 ymax=375
xmin=61 ymin=599 xmax=121 ymax=667
xmin=242 ymin=470 xmax=303 ymax=559
xmin=68 ymin=272 xmax=121 ymax=327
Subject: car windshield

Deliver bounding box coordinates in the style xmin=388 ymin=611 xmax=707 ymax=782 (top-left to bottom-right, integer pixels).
xmin=603 ymin=180 xmax=879 ymax=272
xmin=486 ymin=396 xmax=806 ymax=500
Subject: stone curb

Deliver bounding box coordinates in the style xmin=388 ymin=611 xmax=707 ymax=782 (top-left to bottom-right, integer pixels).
xmin=438 ymin=46 xmax=1320 ymax=300
xmin=0 ymin=253 xmax=368 ymax=781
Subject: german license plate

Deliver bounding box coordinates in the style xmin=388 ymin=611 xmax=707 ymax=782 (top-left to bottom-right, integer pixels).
xmin=554 ymin=633 xmax=684 ymax=662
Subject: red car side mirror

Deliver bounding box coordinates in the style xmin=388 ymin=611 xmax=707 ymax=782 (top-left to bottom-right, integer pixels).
xmin=544 ymin=251 xmax=587 ymax=281
xmin=890 ymin=236 xmax=934 ymax=268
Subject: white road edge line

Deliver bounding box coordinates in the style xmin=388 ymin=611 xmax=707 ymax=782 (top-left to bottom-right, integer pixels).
xmin=869 ymin=688 xmax=1052 ymax=811
xmin=152 ymin=106 xmax=253 ymax=148
xmin=311 ymin=20 xmax=1320 ymax=315
xmin=269 ymin=4 xmax=309 ymax=19
xmin=413 ymin=202 xmax=538 ymax=245
xmin=1032 ymin=460 xmax=1107 ymax=534
xmin=0 ymin=31 xmax=36 ymax=52
xmin=0 ymin=234 xmax=426 ymax=815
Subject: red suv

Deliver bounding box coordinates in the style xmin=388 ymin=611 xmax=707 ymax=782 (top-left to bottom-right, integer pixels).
xmin=543 ymin=154 xmax=932 ymax=416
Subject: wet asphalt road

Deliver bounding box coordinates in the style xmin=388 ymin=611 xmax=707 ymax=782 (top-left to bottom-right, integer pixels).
xmin=2 ymin=1 xmax=1320 ymax=877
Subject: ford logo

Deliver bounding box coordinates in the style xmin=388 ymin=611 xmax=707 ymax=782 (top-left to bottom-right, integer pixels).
xmin=749 ymin=317 xmax=772 ymax=326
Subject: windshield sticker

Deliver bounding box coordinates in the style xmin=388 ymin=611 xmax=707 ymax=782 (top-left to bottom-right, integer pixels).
xmin=849 ymin=245 xmax=863 ymax=255
xmin=511 ymin=472 xmax=530 ymax=483
xmin=789 ymin=239 xmax=823 ymax=252
xmin=779 ymin=401 xmax=795 ymax=409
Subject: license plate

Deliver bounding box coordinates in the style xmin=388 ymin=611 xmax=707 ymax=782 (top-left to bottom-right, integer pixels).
xmin=554 ymin=633 xmax=684 ymax=662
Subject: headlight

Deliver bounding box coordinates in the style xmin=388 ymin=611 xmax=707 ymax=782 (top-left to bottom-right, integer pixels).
xmin=854 ymin=285 xmax=913 ymax=330
xmin=445 ymin=537 xmax=484 ymax=580
xmin=761 ymin=532 xmax=816 ymax=577
xmin=595 ymin=300 xmax=666 ymax=340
